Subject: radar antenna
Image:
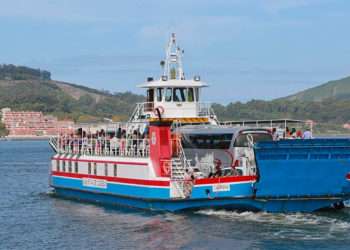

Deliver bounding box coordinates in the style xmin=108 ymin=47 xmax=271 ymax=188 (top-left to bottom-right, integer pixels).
xmin=162 ymin=33 xmax=185 ymax=80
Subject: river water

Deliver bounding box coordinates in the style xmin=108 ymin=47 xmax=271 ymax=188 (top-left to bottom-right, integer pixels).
xmin=1 ymin=140 xmax=350 ymax=250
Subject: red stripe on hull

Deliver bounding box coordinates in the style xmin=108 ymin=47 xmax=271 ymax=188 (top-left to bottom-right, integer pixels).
xmin=51 ymin=171 xmax=170 ymax=187
xmin=52 ymin=157 xmax=148 ymax=166
xmin=194 ymin=175 xmax=257 ymax=185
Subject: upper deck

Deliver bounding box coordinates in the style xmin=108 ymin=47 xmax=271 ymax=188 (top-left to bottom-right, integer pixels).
xmin=129 ymin=33 xmax=217 ymax=124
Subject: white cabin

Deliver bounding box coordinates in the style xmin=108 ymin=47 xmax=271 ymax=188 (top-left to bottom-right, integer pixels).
xmin=130 ymin=33 xmax=217 ymax=124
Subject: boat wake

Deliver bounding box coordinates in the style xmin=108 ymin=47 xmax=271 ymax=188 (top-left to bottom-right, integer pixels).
xmin=196 ymin=209 xmax=350 ymax=240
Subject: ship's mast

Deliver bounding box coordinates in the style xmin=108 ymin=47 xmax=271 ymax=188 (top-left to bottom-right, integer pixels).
xmin=163 ymin=33 xmax=185 ymax=80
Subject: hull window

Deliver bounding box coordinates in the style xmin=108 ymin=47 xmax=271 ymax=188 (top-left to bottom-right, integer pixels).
xmin=93 ymin=163 xmax=97 ymax=175
xmin=68 ymin=161 xmax=72 ymax=173
xmin=74 ymin=162 xmax=78 ymax=173
xmin=104 ymin=163 xmax=108 ymax=176
xmin=113 ymin=164 xmax=117 ymax=177
xmin=88 ymin=162 xmax=92 ymax=175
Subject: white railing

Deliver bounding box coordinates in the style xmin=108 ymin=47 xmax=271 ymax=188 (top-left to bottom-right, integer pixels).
xmin=53 ymin=137 xmax=150 ymax=158
xmin=130 ymin=102 xmax=216 ymax=121
xmin=129 ymin=102 xmax=154 ymax=122
xmin=196 ymin=102 xmax=213 ymax=117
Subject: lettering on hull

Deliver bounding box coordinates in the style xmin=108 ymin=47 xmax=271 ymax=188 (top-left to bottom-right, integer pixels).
xmin=82 ymin=178 xmax=107 ymax=189
xmin=213 ymin=183 xmax=230 ymax=192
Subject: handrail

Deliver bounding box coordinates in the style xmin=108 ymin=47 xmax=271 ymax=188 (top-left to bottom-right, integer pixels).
xmin=52 ymin=136 xmax=150 ymax=158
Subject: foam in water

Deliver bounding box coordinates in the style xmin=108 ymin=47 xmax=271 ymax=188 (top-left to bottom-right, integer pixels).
xmin=196 ymin=209 xmax=350 ymax=240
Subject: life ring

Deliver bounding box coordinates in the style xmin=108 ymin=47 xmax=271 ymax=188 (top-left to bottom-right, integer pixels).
xmin=154 ymin=106 xmax=165 ymax=120
xmin=154 ymin=106 xmax=165 ymax=116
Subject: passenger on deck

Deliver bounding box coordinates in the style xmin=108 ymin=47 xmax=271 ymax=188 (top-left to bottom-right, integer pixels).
xmin=291 ymin=128 xmax=297 ymax=138
xmin=303 ymin=129 xmax=313 ymax=139
xmin=272 ymin=128 xmax=279 ymax=141
xmin=209 ymin=159 xmax=222 ymax=177
xmin=110 ymin=134 xmax=119 ymax=156
xmin=285 ymin=127 xmax=291 ymax=138
xmin=296 ymin=130 xmax=303 ymax=139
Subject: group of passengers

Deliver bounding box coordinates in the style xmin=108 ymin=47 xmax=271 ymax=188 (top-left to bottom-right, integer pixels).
xmin=58 ymin=126 xmax=149 ymax=157
xmin=271 ymin=127 xmax=313 ymax=141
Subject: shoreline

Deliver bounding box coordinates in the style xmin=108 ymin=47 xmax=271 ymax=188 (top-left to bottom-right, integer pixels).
xmin=0 ymin=136 xmax=50 ymax=141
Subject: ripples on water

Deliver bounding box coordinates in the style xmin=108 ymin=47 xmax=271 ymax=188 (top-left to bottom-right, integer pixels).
xmin=1 ymin=140 xmax=350 ymax=250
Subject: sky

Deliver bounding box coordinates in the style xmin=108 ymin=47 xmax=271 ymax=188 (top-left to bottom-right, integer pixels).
xmin=0 ymin=0 xmax=349 ymax=103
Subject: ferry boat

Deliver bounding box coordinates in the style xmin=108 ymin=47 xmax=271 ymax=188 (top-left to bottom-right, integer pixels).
xmin=49 ymin=34 xmax=350 ymax=212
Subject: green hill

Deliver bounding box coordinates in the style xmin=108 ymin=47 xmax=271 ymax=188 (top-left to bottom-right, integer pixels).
xmin=0 ymin=65 xmax=144 ymax=122
xmin=280 ymin=76 xmax=350 ymax=102
xmin=1 ymin=64 xmax=350 ymax=134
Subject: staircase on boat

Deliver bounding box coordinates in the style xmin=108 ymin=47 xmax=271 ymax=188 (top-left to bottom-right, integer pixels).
xmin=170 ymin=137 xmax=193 ymax=199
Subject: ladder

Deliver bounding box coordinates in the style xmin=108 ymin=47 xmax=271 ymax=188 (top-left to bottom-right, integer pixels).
xmin=170 ymin=137 xmax=193 ymax=199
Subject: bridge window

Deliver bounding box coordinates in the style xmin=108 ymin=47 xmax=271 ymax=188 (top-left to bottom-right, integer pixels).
xmin=147 ymin=89 xmax=154 ymax=103
xmin=187 ymin=88 xmax=194 ymax=102
xmin=62 ymin=161 xmax=66 ymax=172
xmin=165 ymin=88 xmax=172 ymax=102
xmin=173 ymin=88 xmax=186 ymax=102
xmin=156 ymin=88 xmax=164 ymax=102
xmin=56 ymin=160 xmax=60 ymax=171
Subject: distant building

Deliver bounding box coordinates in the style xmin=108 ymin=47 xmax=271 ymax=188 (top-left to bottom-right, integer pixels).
xmin=343 ymin=123 xmax=350 ymax=130
xmin=1 ymin=108 xmax=74 ymax=137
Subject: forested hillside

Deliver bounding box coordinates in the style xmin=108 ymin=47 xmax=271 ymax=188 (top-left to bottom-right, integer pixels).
xmin=280 ymin=76 xmax=350 ymax=102
xmin=0 ymin=64 xmax=349 ymax=133
xmin=0 ymin=65 xmax=144 ymax=122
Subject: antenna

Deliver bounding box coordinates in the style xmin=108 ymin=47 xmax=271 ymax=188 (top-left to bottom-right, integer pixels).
xmin=162 ymin=33 xmax=185 ymax=80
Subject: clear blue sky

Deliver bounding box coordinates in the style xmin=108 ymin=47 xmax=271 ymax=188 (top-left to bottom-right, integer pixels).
xmin=1 ymin=0 xmax=349 ymax=103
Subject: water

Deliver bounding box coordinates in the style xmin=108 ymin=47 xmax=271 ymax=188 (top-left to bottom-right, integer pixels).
xmin=1 ymin=141 xmax=350 ymax=250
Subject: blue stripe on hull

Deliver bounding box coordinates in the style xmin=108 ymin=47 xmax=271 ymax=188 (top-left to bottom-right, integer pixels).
xmin=51 ymin=176 xmax=345 ymax=212
xmin=191 ymin=183 xmax=253 ymax=199
xmin=53 ymin=187 xmax=343 ymax=212
xmin=51 ymin=176 xmax=255 ymax=200
xmin=51 ymin=176 xmax=170 ymax=199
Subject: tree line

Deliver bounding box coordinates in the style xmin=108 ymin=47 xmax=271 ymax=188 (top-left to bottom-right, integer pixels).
xmin=0 ymin=64 xmax=51 ymax=81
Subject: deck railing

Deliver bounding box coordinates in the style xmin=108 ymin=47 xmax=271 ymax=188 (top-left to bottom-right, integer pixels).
xmin=53 ymin=137 xmax=150 ymax=158
xmin=130 ymin=101 xmax=216 ymax=121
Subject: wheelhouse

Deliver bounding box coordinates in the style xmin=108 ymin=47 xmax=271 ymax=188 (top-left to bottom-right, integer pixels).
xmin=129 ymin=33 xmax=217 ymax=124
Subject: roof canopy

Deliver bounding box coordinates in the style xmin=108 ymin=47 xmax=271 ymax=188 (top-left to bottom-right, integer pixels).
xmin=138 ymin=79 xmax=208 ymax=88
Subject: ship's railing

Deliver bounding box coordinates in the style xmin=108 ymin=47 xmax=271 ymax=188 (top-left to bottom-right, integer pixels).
xmin=130 ymin=101 xmax=216 ymax=121
xmin=196 ymin=102 xmax=213 ymax=117
xmin=54 ymin=137 xmax=150 ymax=158
xmin=129 ymin=102 xmax=153 ymax=122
